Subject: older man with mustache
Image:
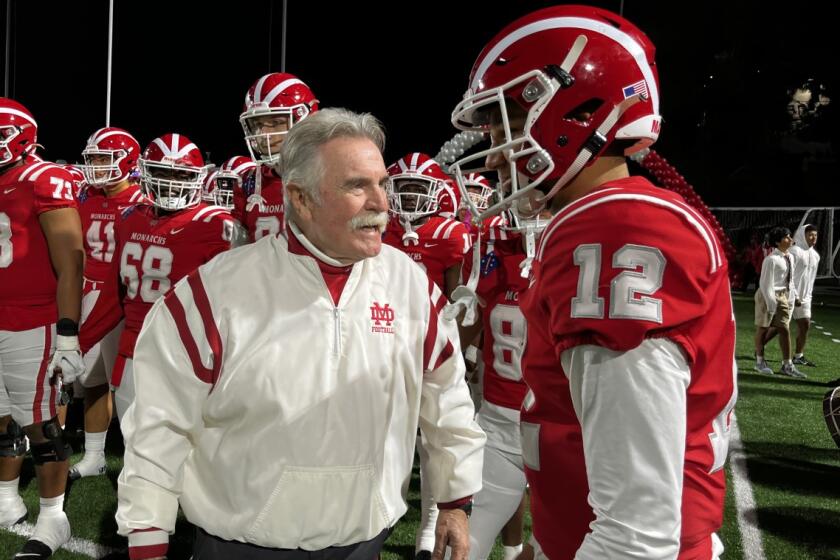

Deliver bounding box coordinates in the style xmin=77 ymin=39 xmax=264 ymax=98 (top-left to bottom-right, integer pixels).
xmin=114 ymin=108 xmax=485 ymax=560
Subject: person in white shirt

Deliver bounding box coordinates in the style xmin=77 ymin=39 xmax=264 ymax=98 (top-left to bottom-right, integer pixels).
xmin=789 ymin=224 xmax=820 ymax=366
xmin=115 ymin=108 xmax=485 ymax=560
xmin=754 ymin=226 xmax=805 ymax=377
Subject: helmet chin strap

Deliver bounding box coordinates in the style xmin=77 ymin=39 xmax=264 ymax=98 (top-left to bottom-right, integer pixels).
xmin=534 ymin=94 xmax=642 ymax=207
xmin=444 ymin=228 xmax=484 ymax=327
xmin=519 ymin=228 xmax=538 ymax=279
xmin=246 ymin=164 xmax=267 ymax=212
xmin=400 ymin=218 xmax=419 ymax=246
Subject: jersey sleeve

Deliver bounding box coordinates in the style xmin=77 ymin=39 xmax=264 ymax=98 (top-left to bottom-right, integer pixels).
xmin=441 ymin=221 xmax=471 ymax=269
xmin=537 ymin=198 xmax=723 ymax=359
xmin=231 ymin=183 xmax=247 ymax=224
xmin=32 ymin=165 xmax=78 ymax=214
xmin=197 ymin=210 xmax=237 ymax=262
xmin=562 ymin=339 xmax=688 ymax=559
xmin=231 ymin=169 xmax=256 ymax=224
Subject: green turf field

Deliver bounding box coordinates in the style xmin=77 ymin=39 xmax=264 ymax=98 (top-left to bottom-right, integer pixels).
xmin=2 ymin=293 xmax=839 ymax=559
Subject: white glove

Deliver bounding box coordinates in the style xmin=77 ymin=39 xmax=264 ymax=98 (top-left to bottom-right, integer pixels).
xmin=48 ymin=334 xmax=85 ymax=385
xmin=443 ymin=285 xmax=482 ymax=327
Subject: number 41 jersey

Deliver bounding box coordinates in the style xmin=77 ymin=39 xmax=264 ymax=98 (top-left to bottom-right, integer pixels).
xmin=78 ymin=184 xmax=146 ymax=283
xmin=520 ymin=177 xmax=737 ymax=558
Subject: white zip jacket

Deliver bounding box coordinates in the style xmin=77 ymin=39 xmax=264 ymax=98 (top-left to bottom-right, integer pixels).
xmin=116 ymin=230 xmax=485 ymax=553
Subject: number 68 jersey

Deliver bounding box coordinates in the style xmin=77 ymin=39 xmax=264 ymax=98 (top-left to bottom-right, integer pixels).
xmin=0 ymin=160 xmax=77 ymax=331
xmin=519 ymin=177 xmax=737 ymax=558
xmin=80 ymin=202 xmax=235 ymax=358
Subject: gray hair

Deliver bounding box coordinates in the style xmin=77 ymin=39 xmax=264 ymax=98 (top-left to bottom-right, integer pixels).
xmin=282 ymin=108 xmax=385 ymax=220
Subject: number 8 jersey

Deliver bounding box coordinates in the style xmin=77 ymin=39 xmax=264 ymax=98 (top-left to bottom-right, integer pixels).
xmin=520 ymin=177 xmax=737 ymax=558
xmin=0 ymin=159 xmax=78 ymax=331
xmin=464 ymin=235 xmax=530 ymax=411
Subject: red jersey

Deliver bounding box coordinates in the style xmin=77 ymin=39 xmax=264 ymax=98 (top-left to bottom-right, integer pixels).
xmin=382 ymin=216 xmax=470 ymax=291
xmin=78 ymin=184 xmax=145 ymax=283
xmin=0 ymin=160 xmax=78 ymax=330
xmin=520 ymin=177 xmax=736 ymax=557
xmin=464 ymin=236 xmax=529 ymax=411
xmin=80 ymin=203 xmax=234 ymax=357
xmin=232 ymin=165 xmax=284 ymax=242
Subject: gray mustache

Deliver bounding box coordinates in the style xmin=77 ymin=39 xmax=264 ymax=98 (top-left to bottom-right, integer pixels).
xmin=350 ymin=212 xmax=389 ymax=232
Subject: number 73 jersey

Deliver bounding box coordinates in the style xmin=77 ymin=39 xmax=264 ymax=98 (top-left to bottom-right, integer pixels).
xmin=0 ymin=160 xmax=78 ymax=331
xmin=520 ymin=177 xmax=737 ymax=553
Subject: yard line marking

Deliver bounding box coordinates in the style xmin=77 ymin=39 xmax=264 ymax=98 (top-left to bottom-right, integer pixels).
xmin=2 ymin=521 xmax=117 ymax=558
xmin=730 ymin=414 xmax=767 ymax=560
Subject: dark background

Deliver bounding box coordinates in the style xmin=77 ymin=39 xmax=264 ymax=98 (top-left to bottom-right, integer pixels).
xmin=2 ymin=0 xmax=837 ymax=206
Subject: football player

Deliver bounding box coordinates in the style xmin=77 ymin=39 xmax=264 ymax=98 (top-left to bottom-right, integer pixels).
xmin=208 ymin=156 xmax=255 ymax=210
xmin=233 ymin=72 xmax=319 ymax=242
xmin=80 ymin=133 xmax=236 ymax=421
xmin=0 ymin=97 xmax=84 ymax=559
xmin=381 ymin=152 xmax=471 ymax=558
xmin=382 ymin=153 xmax=470 ymax=299
xmin=450 ymin=6 xmax=737 ymax=558
xmin=456 ymin=212 xmax=549 ymax=560
xmin=70 ymin=127 xmax=145 ymax=480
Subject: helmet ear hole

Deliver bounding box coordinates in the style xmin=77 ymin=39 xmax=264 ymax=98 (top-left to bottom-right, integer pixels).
xmin=563 ymin=98 xmax=604 ymax=123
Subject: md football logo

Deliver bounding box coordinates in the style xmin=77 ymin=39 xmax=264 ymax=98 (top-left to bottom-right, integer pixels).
xmin=370 ymin=301 xmax=395 ymax=334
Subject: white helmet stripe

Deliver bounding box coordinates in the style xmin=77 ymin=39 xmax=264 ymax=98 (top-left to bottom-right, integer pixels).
xmin=173 ymin=142 xmax=199 ymax=159
xmin=263 ymin=78 xmax=305 ymax=106
xmin=416 ymin=159 xmax=437 ymax=174
xmin=410 ymin=152 xmax=420 ymax=170
xmin=397 ymin=158 xmax=408 ymax=173
xmin=253 ymin=74 xmax=271 ymax=103
xmin=232 ymin=161 xmax=256 ymax=174
xmin=472 ymin=16 xmax=659 ymax=111
xmin=152 ymin=137 xmax=172 ymax=155
xmin=0 ymin=107 xmax=37 ymax=127
xmin=93 ymin=129 xmax=129 ymax=144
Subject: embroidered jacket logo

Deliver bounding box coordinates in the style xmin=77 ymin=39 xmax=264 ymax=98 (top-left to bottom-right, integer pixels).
xmin=370 ymin=302 xmax=395 ymax=334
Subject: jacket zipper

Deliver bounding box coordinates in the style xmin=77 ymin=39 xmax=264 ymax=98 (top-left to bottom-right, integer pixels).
xmin=333 ymin=307 xmax=342 ymax=355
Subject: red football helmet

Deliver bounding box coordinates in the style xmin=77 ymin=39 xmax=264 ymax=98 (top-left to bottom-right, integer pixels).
xmin=201 ymin=168 xmax=219 ymax=204
xmin=139 ymin=133 xmax=208 ymax=211
xmin=82 ymin=127 xmax=140 ymax=186
xmin=64 ymin=164 xmax=86 ymax=197
xmin=212 ymin=156 xmax=256 ymax=209
xmin=386 ymin=153 xmax=449 ymax=222
xmin=240 ymin=72 xmax=319 ymax=166
xmin=461 ymin=172 xmax=493 ymax=212
xmin=450 ymin=5 xmax=661 ymax=221
xmin=0 ymin=98 xmax=38 ymax=168
xmin=437 ymin=179 xmax=461 ymax=219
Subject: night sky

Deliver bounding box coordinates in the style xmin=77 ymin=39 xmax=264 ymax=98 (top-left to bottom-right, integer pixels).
xmin=2 ymin=1 xmax=836 ymax=205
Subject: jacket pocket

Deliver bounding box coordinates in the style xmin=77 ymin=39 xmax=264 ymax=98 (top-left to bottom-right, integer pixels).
xmin=246 ymin=464 xmax=390 ymax=549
